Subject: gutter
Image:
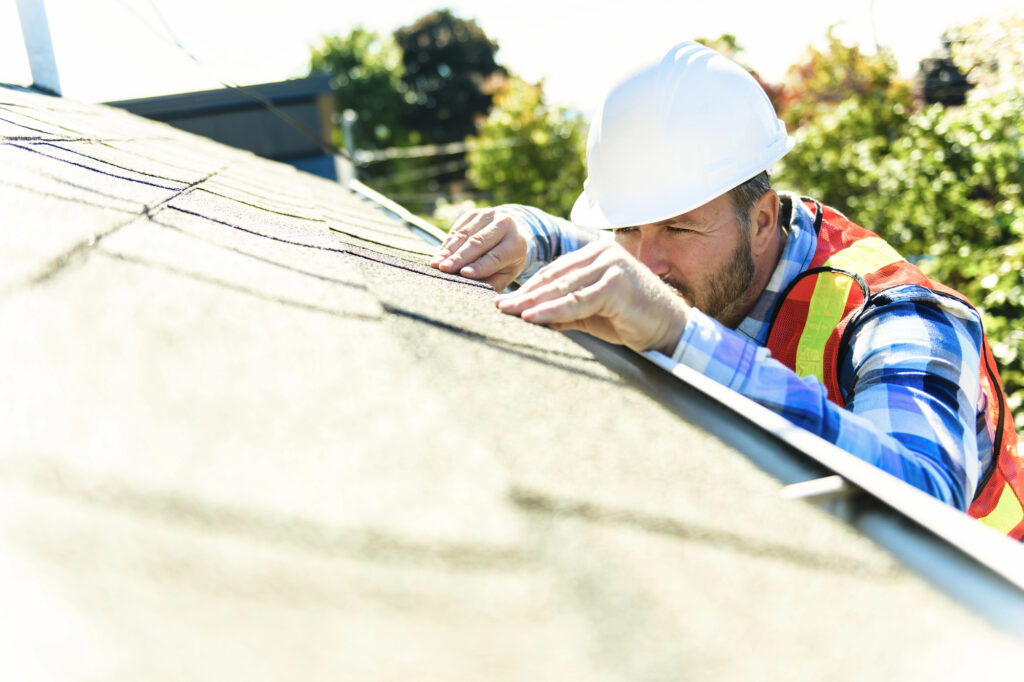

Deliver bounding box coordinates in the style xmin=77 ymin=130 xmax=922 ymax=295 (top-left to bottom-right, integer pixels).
xmin=349 ymin=178 xmax=448 ymax=245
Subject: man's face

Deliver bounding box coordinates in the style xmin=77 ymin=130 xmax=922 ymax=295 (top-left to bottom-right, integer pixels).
xmin=613 ymin=193 xmax=755 ymax=327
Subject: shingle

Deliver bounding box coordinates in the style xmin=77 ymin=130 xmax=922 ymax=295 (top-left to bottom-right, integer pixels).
xmin=203 ymin=159 xmax=323 ymax=220
xmin=0 ymin=149 xmax=146 ymax=292
xmin=0 ymin=253 xmax=520 ymax=550
xmin=42 ymin=138 xmax=223 ymax=186
xmin=0 ymin=482 xmax=615 ymax=682
xmin=99 ymin=219 xmax=382 ymax=320
xmin=372 ymin=278 xmax=892 ymax=568
xmin=163 ymin=185 xmax=339 ymax=252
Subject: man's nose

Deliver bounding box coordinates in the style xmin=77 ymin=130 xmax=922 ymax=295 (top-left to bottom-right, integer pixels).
xmin=634 ymin=232 xmax=669 ymax=275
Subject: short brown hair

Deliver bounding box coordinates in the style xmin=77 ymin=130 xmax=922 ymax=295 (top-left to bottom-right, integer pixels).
xmin=727 ymin=171 xmax=771 ymax=233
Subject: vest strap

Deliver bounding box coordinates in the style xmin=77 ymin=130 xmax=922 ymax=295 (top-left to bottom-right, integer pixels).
xmin=793 ymin=238 xmax=903 ymax=385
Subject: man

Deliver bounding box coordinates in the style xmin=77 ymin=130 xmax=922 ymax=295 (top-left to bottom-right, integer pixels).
xmin=429 ymin=41 xmax=1024 ymax=538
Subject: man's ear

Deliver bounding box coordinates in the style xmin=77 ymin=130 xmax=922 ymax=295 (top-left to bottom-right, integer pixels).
xmin=750 ymin=190 xmax=779 ymax=256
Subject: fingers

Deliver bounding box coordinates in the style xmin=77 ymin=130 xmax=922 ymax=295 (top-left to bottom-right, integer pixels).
xmin=459 ymin=234 xmax=523 ymax=280
xmin=516 ymin=279 xmax=607 ymax=326
xmin=429 ymin=210 xmax=495 ymax=270
xmin=430 ymin=208 xmax=529 ymax=290
xmin=495 ymin=241 xmax=690 ymax=354
xmin=508 ymin=241 xmax=604 ymax=296
xmin=497 ymin=248 xmax=611 ymax=323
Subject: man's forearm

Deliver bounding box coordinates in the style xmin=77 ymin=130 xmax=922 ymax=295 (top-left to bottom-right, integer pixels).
xmin=669 ymin=306 xmax=979 ymax=510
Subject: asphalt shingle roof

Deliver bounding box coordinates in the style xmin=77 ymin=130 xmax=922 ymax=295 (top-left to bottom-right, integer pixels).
xmin=2 ymin=83 xmax=1023 ymax=680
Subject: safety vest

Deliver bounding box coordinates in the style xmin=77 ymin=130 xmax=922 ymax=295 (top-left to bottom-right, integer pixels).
xmin=765 ymin=198 xmax=1024 ymax=539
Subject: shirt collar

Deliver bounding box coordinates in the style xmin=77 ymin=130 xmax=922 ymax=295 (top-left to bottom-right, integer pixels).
xmin=734 ymin=193 xmax=818 ymax=345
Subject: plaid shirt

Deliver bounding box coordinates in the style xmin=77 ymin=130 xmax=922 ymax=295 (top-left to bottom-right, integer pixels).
xmin=507 ymin=196 xmax=987 ymax=510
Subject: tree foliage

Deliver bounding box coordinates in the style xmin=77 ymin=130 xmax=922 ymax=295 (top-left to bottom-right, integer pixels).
xmin=311 ymin=12 xmax=506 ymax=148
xmin=309 ymin=11 xmax=509 ymax=214
xmin=309 ymin=27 xmax=411 ymax=149
xmin=467 ymin=77 xmax=586 ymax=218
xmin=949 ymin=9 xmax=1024 ymax=101
xmin=777 ymin=26 xmax=912 ymax=131
xmin=394 ymin=9 xmax=506 ymax=144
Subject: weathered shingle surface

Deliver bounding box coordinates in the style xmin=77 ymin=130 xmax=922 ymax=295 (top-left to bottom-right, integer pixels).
xmin=2 ymin=84 xmax=1022 ymax=680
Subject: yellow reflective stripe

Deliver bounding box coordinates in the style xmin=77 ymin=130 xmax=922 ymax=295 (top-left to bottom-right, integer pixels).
xmin=795 ymin=274 xmax=854 ymax=382
xmin=823 ymin=237 xmax=903 ymax=273
xmin=793 ymin=238 xmax=905 ymax=382
xmin=978 ymin=482 xmax=1024 ymax=534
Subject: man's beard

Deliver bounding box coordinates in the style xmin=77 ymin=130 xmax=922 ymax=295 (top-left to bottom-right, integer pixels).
xmin=662 ymin=232 xmax=755 ymax=323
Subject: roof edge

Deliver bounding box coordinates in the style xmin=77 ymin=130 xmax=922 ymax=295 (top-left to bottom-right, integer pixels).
xmin=349 ymin=179 xmax=447 ymax=245
xmin=562 ymin=330 xmax=1024 ymax=639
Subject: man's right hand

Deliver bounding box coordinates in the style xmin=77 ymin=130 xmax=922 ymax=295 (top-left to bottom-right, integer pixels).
xmin=429 ymin=208 xmax=531 ymax=291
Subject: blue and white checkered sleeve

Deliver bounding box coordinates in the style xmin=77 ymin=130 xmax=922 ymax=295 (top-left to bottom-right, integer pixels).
xmin=670 ymin=295 xmax=983 ymax=510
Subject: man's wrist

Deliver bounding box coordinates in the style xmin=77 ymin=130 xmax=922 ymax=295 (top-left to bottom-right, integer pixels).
xmin=653 ymin=302 xmax=689 ymax=356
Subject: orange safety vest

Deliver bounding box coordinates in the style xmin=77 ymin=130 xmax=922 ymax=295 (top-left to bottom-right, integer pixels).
xmin=765 ymin=198 xmax=1024 ymax=539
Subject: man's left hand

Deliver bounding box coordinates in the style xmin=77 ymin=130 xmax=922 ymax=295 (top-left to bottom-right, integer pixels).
xmin=495 ymin=241 xmax=690 ymax=356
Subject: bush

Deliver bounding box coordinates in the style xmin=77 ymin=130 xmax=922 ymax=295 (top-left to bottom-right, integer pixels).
xmin=467 ymin=77 xmax=587 ymax=218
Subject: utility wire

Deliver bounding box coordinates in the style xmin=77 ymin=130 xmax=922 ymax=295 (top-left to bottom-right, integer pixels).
xmin=354 ymin=137 xmax=526 ymax=164
xmin=371 ymin=158 xmax=469 ymax=186
xmin=355 ymin=140 xmax=473 ymax=164
xmin=112 ymin=2 xmax=553 ymax=183
xmin=115 ymin=0 xmax=349 ymax=161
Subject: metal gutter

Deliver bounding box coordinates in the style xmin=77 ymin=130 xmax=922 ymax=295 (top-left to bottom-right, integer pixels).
xmin=561 ymin=330 xmax=1024 ymax=639
xmin=349 ymin=178 xmax=448 ymax=245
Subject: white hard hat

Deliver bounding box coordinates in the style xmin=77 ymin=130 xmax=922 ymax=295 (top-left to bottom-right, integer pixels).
xmin=570 ymin=41 xmax=794 ymax=229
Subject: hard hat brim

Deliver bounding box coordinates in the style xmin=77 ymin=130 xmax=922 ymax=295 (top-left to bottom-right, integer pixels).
xmin=570 ymin=134 xmax=795 ymax=230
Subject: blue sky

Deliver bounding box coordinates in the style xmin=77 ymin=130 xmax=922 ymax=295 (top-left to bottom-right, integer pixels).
xmin=4 ymin=0 xmax=1022 ymax=111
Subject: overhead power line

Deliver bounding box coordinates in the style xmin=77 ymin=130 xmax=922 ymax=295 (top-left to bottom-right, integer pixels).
xmin=115 ymin=0 xmax=349 ymax=161
xmin=353 ymin=137 xmax=532 ymax=164
xmin=110 ymin=3 xmax=556 ymax=186
xmin=371 ymin=158 xmax=469 ymax=186
xmin=354 ymin=140 xmax=474 ymax=164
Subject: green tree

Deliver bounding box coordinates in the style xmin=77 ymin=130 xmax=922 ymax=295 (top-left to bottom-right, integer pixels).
xmin=777 ymin=26 xmax=912 ymax=131
xmin=949 ymin=9 xmax=1024 ymax=101
xmin=467 ymin=77 xmax=586 ymax=218
xmin=394 ymin=9 xmax=507 ymax=144
xmin=309 ymin=27 xmax=412 ymax=150
xmin=773 ymin=29 xmax=915 ymax=234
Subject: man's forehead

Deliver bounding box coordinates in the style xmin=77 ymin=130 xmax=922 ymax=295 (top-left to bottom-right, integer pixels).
xmin=625 ymin=213 xmax=706 ymax=230
xmin=628 ymin=194 xmax=733 ymax=230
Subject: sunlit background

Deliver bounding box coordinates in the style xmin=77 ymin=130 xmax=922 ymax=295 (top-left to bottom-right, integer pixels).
xmin=2 ymin=0 xmax=1020 ymax=109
